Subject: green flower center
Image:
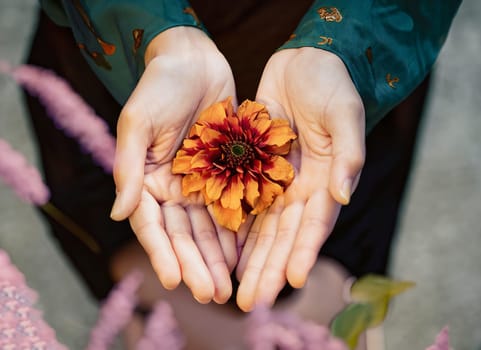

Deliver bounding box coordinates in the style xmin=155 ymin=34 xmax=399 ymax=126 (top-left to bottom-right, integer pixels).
xmin=220 ymin=141 xmax=254 ymax=169
xmin=231 ymin=144 xmax=245 ymax=156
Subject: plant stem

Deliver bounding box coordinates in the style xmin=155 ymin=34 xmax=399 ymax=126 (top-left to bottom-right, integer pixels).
xmin=40 ymin=202 xmax=101 ymax=254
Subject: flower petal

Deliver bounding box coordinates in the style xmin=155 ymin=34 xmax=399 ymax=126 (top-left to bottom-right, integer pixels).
xmin=190 ymin=151 xmax=211 ymax=169
xmin=212 ymin=200 xmax=245 ymax=231
xmin=226 ymin=115 xmax=241 ymax=135
xmin=172 ymin=154 xmax=193 ymax=174
xmin=237 ymin=99 xmax=269 ymax=120
xmin=251 ymin=176 xmax=284 ymax=215
xmin=263 ymin=142 xmax=292 ymax=156
xmin=182 ymin=138 xmax=202 ymax=150
xmin=189 ymin=123 xmax=205 ymax=138
xmin=263 ymin=155 xmax=295 ymax=185
xmin=198 ymin=99 xmax=229 ymax=125
xmin=205 ymin=174 xmax=228 ymax=202
xmin=244 ymin=174 xmax=260 ymax=208
xmin=251 ymin=118 xmax=272 ymax=137
xmin=220 ymin=175 xmax=244 ymax=210
xmin=182 ymin=173 xmax=207 ymax=196
xmin=264 ymin=119 xmax=297 ymax=147
xmin=200 ymin=127 xmax=224 ymax=146
xmin=221 ymin=96 xmax=234 ymax=117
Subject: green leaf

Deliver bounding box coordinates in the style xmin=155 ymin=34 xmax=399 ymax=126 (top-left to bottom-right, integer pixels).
xmin=351 ymin=274 xmax=415 ymax=302
xmin=330 ymin=303 xmax=373 ymax=350
xmin=350 ymin=274 xmax=415 ymax=327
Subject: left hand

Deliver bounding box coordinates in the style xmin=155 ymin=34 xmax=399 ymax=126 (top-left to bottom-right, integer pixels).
xmin=235 ymin=48 xmax=366 ymax=311
xmin=111 ymin=27 xmax=238 ymax=304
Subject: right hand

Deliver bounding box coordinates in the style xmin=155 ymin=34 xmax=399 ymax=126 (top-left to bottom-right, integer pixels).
xmin=110 ymin=26 xmax=238 ymax=304
xmin=235 ymin=48 xmax=365 ymax=311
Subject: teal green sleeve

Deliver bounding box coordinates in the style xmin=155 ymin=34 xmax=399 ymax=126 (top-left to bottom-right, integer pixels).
xmin=40 ymin=0 xmax=204 ymax=105
xmin=279 ymin=1 xmax=462 ymax=133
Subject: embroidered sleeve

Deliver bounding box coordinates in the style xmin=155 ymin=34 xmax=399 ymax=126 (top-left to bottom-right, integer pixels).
xmin=40 ymin=0 xmax=203 ymax=105
xmin=279 ymin=1 xmax=462 ymax=133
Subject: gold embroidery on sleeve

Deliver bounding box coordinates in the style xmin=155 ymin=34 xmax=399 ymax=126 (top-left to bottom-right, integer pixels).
xmin=318 ymin=36 xmax=333 ymax=45
xmin=77 ymin=43 xmax=112 ymax=70
xmin=132 ymin=29 xmax=144 ymax=54
xmin=365 ymin=47 xmax=373 ymax=64
xmin=183 ymin=7 xmax=201 ymax=26
xmin=386 ymin=73 xmax=400 ymax=88
xmin=72 ymin=0 xmax=116 ymax=56
xmin=282 ymin=33 xmax=296 ymax=45
xmin=318 ymin=7 xmax=343 ymax=22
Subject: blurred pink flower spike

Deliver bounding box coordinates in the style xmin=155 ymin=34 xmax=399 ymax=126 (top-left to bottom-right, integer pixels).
xmin=0 ymin=138 xmax=50 ymax=205
xmin=246 ymin=305 xmax=348 ymax=350
xmin=0 ymin=249 xmax=68 ymax=350
xmin=0 ymin=249 xmax=37 ymax=303
xmin=5 ymin=62 xmax=116 ymax=173
xmin=0 ymin=138 xmax=99 ymax=253
xmin=136 ymin=301 xmax=185 ymax=350
xmin=426 ymin=327 xmax=449 ymax=350
xmin=86 ymin=270 xmax=144 ymax=350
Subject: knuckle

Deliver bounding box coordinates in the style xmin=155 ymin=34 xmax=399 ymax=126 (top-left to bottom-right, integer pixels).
xmin=132 ymin=221 xmax=156 ymax=243
xmin=193 ymin=229 xmax=216 ymax=243
xmin=168 ymin=231 xmax=193 ymax=244
xmin=256 ymin=232 xmax=276 ymax=248
xmin=208 ymin=257 xmax=228 ymax=272
xmin=244 ymin=263 xmax=263 ymax=277
xmin=262 ymin=262 xmax=286 ymax=284
xmin=300 ymin=216 xmax=330 ymax=234
xmin=275 ymin=226 xmax=296 ymax=245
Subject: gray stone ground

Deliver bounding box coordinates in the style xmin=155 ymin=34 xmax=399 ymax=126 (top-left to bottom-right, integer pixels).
xmin=0 ymin=1 xmax=480 ymax=349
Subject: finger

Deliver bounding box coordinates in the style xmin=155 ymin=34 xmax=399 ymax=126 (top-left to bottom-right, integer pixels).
xmin=255 ymin=200 xmax=304 ymax=306
xmin=235 ymin=211 xmax=266 ymax=281
xmin=163 ymin=204 xmax=215 ymax=303
xmin=111 ymin=109 xmax=150 ymax=220
xmin=234 ymin=214 xmax=256 ymax=269
xmin=129 ymin=189 xmax=181 ymax=290
xmin=207 ymin=205 xmax=239 ymax=273
xmin=236 ymin=200 xmax=283 ymax=312
xmin=216 ymin=225 xmax=238 ymax=274
xmin=326 ymin=105 xmax=365 ymax=205
xmin=188 ymin=205 xmax=232 ymax=304
xmin=286 ymin=190 xmax=341 ymax=288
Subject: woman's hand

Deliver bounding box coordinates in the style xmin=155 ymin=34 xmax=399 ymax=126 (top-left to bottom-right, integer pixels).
xmin=235 ymin=48 xmax=366 ymax=311
xmin=110 ymin=26 xmax=238 ymax=304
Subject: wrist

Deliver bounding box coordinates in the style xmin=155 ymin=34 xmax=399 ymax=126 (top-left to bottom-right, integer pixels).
xmin=144 ymin=26 xmax=215 ymax=66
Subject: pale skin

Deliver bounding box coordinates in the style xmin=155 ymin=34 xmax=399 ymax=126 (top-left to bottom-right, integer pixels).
xmin=236 ymin=47 xmax=365 ymax=311
xmin=110 ymin=26 xmax=238 ymax=304
xmin=110 ymin=26 xmax=365 ymax=310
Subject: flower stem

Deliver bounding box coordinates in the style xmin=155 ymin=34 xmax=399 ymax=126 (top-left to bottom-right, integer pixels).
xmin=40 ymin=202 xmax=101 ymax=254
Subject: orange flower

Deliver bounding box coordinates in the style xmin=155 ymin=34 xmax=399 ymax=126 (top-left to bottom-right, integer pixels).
xmin=172 ymin=98 xmax=297 ymax=231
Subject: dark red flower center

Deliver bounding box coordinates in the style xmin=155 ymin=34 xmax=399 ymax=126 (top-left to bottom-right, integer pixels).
xmin=220 ymin=141 xmax=254 ymax=169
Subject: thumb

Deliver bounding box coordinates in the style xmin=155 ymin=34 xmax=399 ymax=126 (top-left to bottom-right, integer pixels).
xmin=110 ymin=110 xmax=150 ymax=221
xmin=327 ymin=106 xmax=365 ymax=205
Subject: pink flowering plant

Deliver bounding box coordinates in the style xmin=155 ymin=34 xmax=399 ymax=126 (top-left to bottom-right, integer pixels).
xmin=0 ymin=61 xmax=116 ymax=173
xmin=0 ymin=249 xmax=67 ymax=350
xmin=0 ymin=251 xmax=451 ymax=350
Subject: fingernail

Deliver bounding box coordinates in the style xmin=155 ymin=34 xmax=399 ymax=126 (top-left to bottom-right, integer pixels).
xmin=110 ymin=197 xmax=122 ymax=220
xmin=193 ymin=295 xmax=211 ymax=304
xmin=340 ymin=178 xmax=352 ymax=204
